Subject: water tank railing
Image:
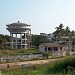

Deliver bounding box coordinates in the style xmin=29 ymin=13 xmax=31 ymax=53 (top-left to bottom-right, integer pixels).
xmin=6 ymin=26 xmax=30 ymax=29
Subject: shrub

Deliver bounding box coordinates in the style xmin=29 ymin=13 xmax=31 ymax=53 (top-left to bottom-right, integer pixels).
xmin=42 ymin=52 xmax=50 ymax=59
xmin=46 ymin=56 xmax=75 ymax=74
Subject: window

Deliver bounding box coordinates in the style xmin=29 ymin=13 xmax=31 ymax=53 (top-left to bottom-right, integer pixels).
xmin=45 ymin=47 xmax=47 ymax=52
xmin=48 ymin=47 xmax=52 ymax=51
xmin=66 ymin=39 xmax=69 ymax=41
xmin=13 ymin=40 xmax=16 ymax=42
xmin=60 ymin=47 xmax=62 ymax=50
xmin=48 ymin=47 xmax=50 ymax=50
xmin=54 ymin=47 xmax=58 ymax=51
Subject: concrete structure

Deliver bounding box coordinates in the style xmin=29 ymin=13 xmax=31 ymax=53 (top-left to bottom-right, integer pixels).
xmin=40 ymin=33 xmax=47 ymax=36
xmin=40 ymin=33 xmax=56 ymax=42
xmin=6 ymin=21 xmax=31 ymax=49
xmin=39 ymin=43 xmax=66 ymax=56
xmin=53 ymin=36 xmax=75 ymax=44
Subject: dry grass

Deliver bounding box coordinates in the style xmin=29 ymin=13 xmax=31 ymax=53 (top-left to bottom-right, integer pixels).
xmin=0 ymin=48 xmax=39 ymax=56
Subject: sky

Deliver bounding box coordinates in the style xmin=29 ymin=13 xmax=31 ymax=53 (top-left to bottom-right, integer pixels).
xmin=0 ymin=0 xmax=74 ymax=35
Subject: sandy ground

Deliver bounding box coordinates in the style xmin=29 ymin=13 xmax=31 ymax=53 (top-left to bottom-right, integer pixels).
xmin=0 ymin=58 xmax=61 ymax=69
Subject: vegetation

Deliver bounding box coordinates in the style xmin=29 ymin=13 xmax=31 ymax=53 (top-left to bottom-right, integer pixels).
xmin=0 ymin=48 xmax=39 ymax=56
xmin=0 ymin=34 xmax=10 ymax=49
xmin=53 ymin=24 xmax=75 ymax=45
xmin=42 ymin=52 xmax=50 ymax=59
xmin=0 ymin=23 xmax=75 ymax=49
xmin=32 ymin=24 xmax=75 ymax=47
xmin=32 ymin=35 xmax=50 ymax=48
xmin=2 ymin=55 xmax=75 ymax=75
xmin=53 ymin=24 xmax=75 ymax=36
xmin=47 ymin=56 xmax=75 ymax=74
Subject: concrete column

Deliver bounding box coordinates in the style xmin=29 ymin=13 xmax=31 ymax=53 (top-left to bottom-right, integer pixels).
xmin=65 ymin=39 xmax=66 ymax=43
xmin=29 ymin=30 xmax=31 ymax=48
xmin=52 ymin=47 xmax=54 ymax=52
xmin=16 ymin=34 xmax=17 ymax=49
xmin=11 ymin=33 xmax=13 ymax=49
xmin=20 ymin=33 xmax=22 ymax=49
xmin=25 ymin=33 xmax=27 ymax=49
xmin=47 ymin=47 xmax=48 ymax=52
xmin=58 ymin=47 xmax=60 ymax=51
xmin=56 ymin=37 xmax=58 ymax=43
xmin=28 ymin=31 xmax=30 ymax=48
xmin=30 ymin=30 xmax=31 ymax=41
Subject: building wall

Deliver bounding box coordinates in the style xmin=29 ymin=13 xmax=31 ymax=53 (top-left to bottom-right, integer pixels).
xmin=39 ymin=45 xmax=45 ymax=52
xmin=39 ymin=44 xmax=67 ymax=56
xmin=52 ymin=50 xmax=66 ymax=57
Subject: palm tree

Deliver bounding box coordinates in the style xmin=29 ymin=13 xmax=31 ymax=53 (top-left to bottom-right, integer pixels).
xmin=59 ymin=23 xmax=64 ymax=30
xmin=71 ymin=30 xmax=75 ymax=36
xmin=65 ymin=26 xmax=70 ymax=36
xmin=54 ymin=24 xmax=64 ymax=43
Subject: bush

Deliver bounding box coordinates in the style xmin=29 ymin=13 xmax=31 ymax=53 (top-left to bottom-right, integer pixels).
xmin=42 ymin=52 xmax=50 ymax=59
xmin=0 ymin=45 xmax=4 ymax=50
xmin=46 ymin=56 xmax=75 ymax=74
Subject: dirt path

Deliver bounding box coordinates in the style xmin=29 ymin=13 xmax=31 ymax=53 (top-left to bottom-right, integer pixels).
xmin=0 ymin=58 xmax=62 ymax=69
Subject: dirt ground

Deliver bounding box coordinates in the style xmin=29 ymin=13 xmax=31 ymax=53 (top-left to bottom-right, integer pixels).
xmin=0 ymin=58 xmax=61 ymax=70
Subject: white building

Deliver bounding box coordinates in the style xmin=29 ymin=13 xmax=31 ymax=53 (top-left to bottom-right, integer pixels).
xmin=39 ymin=43 xmax=66 ymax=56
xmin=6 ymin=21 xmax=31 ymax=49
xmin=40 ymin=33 xmax=47 ymax=36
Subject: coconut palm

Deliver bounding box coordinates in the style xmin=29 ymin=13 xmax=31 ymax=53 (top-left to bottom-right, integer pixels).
xmin=54 ymin=24 xmax=64 ymax=43
xmin=65 ymin=26 xmax=70 ymax=36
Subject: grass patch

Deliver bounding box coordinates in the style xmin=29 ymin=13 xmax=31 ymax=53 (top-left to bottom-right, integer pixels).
xmin=0 ymin=48 xmax=39 ymax=56
xmin=2 ymin=55 xmax=75 ymax=75
xmin=45 ymin=55 xmax=75 ymax=74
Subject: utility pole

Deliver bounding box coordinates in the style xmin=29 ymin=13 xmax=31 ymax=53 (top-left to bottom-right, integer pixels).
xmin=68 ymin=32 xmax=72 ymax=56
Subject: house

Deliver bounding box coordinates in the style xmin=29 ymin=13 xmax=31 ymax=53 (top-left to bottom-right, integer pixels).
xmin=47 ymin=34 xmax=55 ymax=41
xmin=40 ymin=33 xmax=47 ymax=37
xmin=40 ymin=33 xmax=55 ymax=41
xmin=39 ymin=43 xmax=66 ymax=56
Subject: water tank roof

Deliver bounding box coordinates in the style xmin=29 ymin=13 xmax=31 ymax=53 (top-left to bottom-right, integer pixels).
xmin=6 ymin=21 xmax=31 ymax=26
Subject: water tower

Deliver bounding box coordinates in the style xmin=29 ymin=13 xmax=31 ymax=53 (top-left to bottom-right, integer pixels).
xmin=6 ymin=21 xmax=31 ymax=49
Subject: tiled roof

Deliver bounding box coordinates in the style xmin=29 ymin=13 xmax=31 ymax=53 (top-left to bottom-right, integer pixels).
xmin=41 ymin=43 xmax=63 ymax=47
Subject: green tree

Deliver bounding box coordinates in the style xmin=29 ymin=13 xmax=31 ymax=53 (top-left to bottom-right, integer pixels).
xmin=32 ymin=35 xmax=50 ymax=48
xmin=71 ymin=30 xmax=75 ymax=36
xmin=65 ymin=26 xmax=70 ymax=36
xmin=42 ymin=52 xmax=50 ymax=59
xmin=0 ymin=34 xmax=10 ymax=49
xmin=53 ymin=23 xmax=64 ymax=42
xmin=71 ymin=30 xmax=75 ymax=46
